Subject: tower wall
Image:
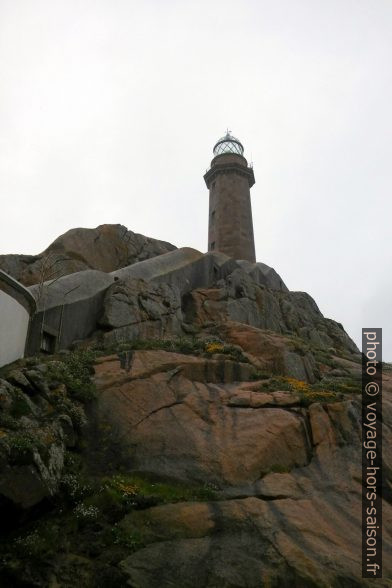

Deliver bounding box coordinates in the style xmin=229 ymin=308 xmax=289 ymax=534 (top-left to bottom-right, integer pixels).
xmin=204 ymin=153 xmax=256 ymax=262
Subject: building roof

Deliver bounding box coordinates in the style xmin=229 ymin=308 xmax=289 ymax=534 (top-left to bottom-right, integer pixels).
xmin=0 ymin=270 xmax=36 ymax=314
xmin=28 ymin=270 xmax=115 ymax=311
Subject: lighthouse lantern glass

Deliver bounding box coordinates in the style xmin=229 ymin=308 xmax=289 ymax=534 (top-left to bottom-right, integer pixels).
xmin=213 ymin=133 xmax=244 ymax=157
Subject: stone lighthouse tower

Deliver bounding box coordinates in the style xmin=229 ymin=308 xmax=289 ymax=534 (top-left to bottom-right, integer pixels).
xmin=204 ymin=131 xmax=256 ymax=262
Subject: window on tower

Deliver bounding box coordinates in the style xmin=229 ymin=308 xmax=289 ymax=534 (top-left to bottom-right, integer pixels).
xmin=211 ymin=241 xmax=215 ymax=250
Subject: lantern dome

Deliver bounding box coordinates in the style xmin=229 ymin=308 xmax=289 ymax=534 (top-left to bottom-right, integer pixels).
xmin=213 ymin=131 xmax=244 ymax=157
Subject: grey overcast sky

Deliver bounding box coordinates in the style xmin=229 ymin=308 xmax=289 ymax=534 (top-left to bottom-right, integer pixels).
xmin=0 ymin=0 xmax=391 ymax=359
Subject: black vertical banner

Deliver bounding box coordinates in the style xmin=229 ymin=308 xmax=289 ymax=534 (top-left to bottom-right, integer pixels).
xmin=362 ymin=328 xmax=382 ymax=578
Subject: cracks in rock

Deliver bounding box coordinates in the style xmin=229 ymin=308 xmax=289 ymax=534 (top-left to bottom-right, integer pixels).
xmin=255 ymin=493 xmax=295 ymax=501
xmin=297 ymin=408 xmax=315 ymax=463
xmin=96 ymin=363 xmax=184 ymax=391
xmin=226 ymin=403 xmax=303 ymax=410
xmin=132 ymin=400 xmax=183 ymax=429
xmin=221 ymin=492 xmax=294 ymax=502
xmin=166 ymin=366 xmax=184 ymax=382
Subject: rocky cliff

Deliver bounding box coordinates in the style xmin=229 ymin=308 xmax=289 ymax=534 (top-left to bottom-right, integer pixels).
xmin=92 ymin=347 xmax=392 ymax=587
xmin=0 ymin=337 xmax=391 ymax=587
xmin=98 ymin=266 xmax=358 ymax=360
xmin=0 ymin=227 xmax=390 ymax=587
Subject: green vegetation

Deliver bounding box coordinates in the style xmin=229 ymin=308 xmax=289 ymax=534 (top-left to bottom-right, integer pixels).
xmin=256 ymin=375 xmax=355 ymax=406
xmin=0 ymin=412 xmax=18 ymax=430
xmin=0 ymin=465 xmax=219 ymax=585
xmin=96 ymin=336 xmax=204 ymax=355
xmin=249 ymin=370 xmax=272 ymax=381
xmin=312 ymin=348 xmax=339 ymax=368
xmin=257 ymin=375 xmax=290 ymax=392
xmin=381 ymin=361 xmax=392 ymax=372
xmin=7 ymin=431 xmax=41 ymax=452
xmin=312 ymin=374 xmax=361 ymax=395
xmin=7 ymin=431 xmax=46 ymax=465
xmin=10 ymin=390 xmax=34 ymax=418
xmin=287 ymin=336 xmax=311 ymax=357
xmin=101 ymin=473 xmax=218 ymax=505
xmin=268 ymin=464 xmax=292 ymax=474
xmin=12 ymin=523 xmax=62 ymax=559
xmin=297 ymin=389 xmax=340 ymax=407
xmin=95 ymin=336 xmax=250 ymax=363
xmin=287 ymin=335 xmax=362 ymax=371
xmin=108 ymin=525 xmax=145 ymax=552
xmin=47 ymin=349 xmax=97 ymax=403
xmin=204 ymin=340 xmax=250 ymax=363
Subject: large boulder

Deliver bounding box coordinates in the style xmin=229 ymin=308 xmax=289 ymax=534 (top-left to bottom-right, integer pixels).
xmin=0 ymin=361 xmax=87 ymax=510
xmin=183 ymin=268 xmax=358 ymax=354
xmin=218 ymin=321 xmax=319 ymax=381
xmin=0 ymin=407 xmax=66 ymax=509
xmin=99 ymin=278 xmax=183 ymax=341
xmin=0 ymin=224 xmax=176 ymax=286
xmin=118 ymin=487 xmax=389 ymax=588
xmin=92 ymin=352 xmax=307 ymax=486
xmin=0 ymin=442 xmax=64 ymax=509
xmin=237 ymin=259 xmax=289 ymax=291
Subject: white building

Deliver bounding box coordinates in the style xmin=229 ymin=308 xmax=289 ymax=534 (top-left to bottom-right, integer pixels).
xmin=0 ymin=270 xmax=36 ymax=368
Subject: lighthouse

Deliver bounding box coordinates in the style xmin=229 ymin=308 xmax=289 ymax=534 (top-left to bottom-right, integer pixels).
xmin=204 ymin=131 xmax=256 ymax=262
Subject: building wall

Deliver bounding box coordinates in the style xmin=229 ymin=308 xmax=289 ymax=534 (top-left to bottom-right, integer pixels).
xmin=26 ymin=289 xmax=109 ymax=355
xmin=26 ymin=269 xmax=115 ymax=355
xmin=0 ymin=289 xmax=30 ymax=367
xmin=26 ymin=249 xmax=241 ymax=355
